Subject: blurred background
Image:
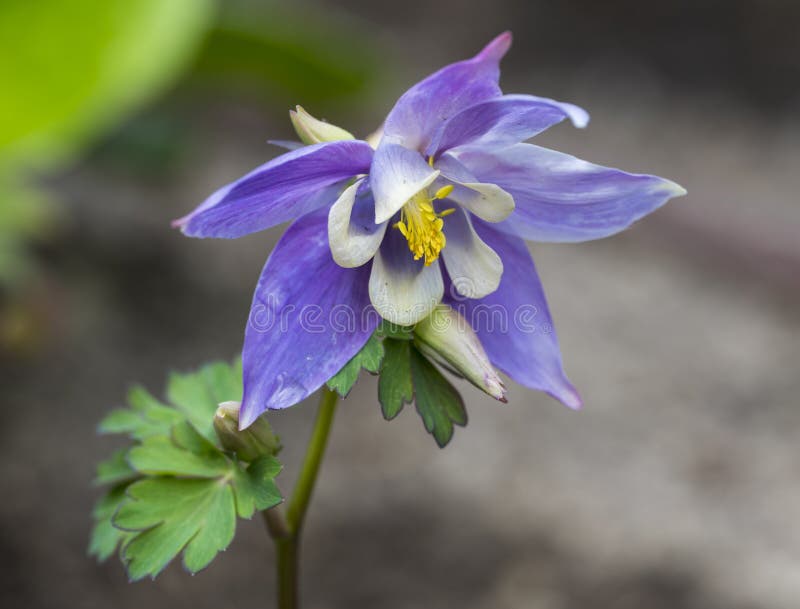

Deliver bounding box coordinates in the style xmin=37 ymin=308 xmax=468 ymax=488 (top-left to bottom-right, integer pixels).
xmin=2 ymin=0 xmax=799 ymax=607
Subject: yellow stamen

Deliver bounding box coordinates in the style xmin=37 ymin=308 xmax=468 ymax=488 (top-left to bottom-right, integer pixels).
xmin=393 ymin=185 xmax=455 ymax=266
xmin=434 ymin=184 xmax=454 ymax=200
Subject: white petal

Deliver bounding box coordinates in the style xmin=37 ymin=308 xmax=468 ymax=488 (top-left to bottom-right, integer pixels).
xmin=441 ymin=208 xmax=503 ymax=299
xmin=328 ymin=179 xmax=387 ymax=268
xmin=371 ymin=141 xmax=440 ymax=224
xmin=448 ymin=182 xmax=515 ymax=222
xmin=368 ymin=230 xmax=444 ymax=325
xmin=435 ymin=152 xmax=514 ymax=222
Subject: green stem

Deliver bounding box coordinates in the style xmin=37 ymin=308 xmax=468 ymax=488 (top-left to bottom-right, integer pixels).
xmin=264 ymin=387 xmax=339 ymax=609
xmin=275 ymin=537 xmax=298 ymax=609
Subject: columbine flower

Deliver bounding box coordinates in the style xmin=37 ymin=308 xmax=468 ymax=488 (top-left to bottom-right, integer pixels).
xmin=176 ymin=32 xmax=685 ymax=428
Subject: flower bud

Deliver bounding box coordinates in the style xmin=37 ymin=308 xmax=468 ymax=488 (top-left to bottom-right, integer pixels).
xmin=213 ymin=401 xmax=281 ymax=461
xmin=414 ymin=305 xmax=506 ymax=401
xmin=289 ymin=106 xmax=355 ymax=145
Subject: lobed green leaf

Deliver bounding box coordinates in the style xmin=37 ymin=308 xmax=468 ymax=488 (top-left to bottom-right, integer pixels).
xmin=327 ymin=334 xmax=384 ymax=397
xmin=94 ymin=449 xmax=137 ymax=486
xmin=377 ymin=339 xmax=468 ymax=447
xmin=409 ymin=347 xmax=467 ymax=448
xmin=92 ymin=358 xmax=282 ymax=580
xmin=378 ymin=339 xmax=414 ymax=420
xmin=89 ymin=483 xmax=136 ymax=562
xmin=115 ymin=477 xmax=237 ymax=579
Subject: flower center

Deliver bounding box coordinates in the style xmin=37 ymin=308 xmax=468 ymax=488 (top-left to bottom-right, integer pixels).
xmin=393 ymin=184 xmax=455 ymax=266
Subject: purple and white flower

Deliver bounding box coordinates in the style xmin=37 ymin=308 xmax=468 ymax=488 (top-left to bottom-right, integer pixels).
xmin=176 ymin=32 xmax=685 ymax=428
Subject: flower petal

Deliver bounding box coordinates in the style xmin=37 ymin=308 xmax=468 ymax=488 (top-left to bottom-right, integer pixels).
xmin=177 ymin=140 xmax=373 ymax=239
xmin=328 ymin=179 xmax=388 ymax=268
xmin=240 ymin=208 xmax=376 ymax=426
xmin=454 ymin=143 xmax=687 ymax=242
xmin=382 ymin=32 xmax=512 ymax=151
xmin=368 ymin=226 xmax=444 ymax=325
xmin=427 ymin=93 xmax=588 ymax=156
xmin=371 ymin=141 xmax=440 ymax=224
xmin=441 ymin=208 xmax=503 ymax=299
xmin=444 ymin=221 xmax=581 ymax=409
xmin=435 ymin=153 xmax=515 ymax=222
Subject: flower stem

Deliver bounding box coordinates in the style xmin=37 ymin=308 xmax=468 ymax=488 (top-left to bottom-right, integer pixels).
xmin=263 ymin=387 xmax=339 ymax=609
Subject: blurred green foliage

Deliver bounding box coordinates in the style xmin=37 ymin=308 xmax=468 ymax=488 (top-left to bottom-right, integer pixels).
xmin=192 ymin=4 xmax=380 ymax=106
xmin=0 ymin=0 xmax=215 ymax=170
xmin=0 ymin=0 xmax=214 ymax=293
xmin=0 ymin=173 xmax=53 ymax=284
xmin=1 ymin=0 xmax=384 ymax=296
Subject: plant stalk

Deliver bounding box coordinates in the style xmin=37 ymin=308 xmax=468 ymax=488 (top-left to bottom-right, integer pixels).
xmin=263 ymin=387 xmax=339 ymax=609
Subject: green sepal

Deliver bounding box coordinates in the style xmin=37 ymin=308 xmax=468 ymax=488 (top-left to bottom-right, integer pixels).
xmin=326 ymin=333 xmax=384 ymax=397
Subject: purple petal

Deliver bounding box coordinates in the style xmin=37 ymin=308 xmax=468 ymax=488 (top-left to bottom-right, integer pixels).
xmin=455 ymin=143 xmax=686 ymax=242
xmin=177 ymin=140 xmax=373 ymax=239
xmin=240 ymin=207 xmax=377 ymax=427
xmin=427 ymin=94 xmax=588 ymax=157
xmin=444 ymin=221 xmax=581 ymax=409
xmin=382 ymin=32 xmax=512 ymax=152
xmin=267 ymin=140 xmax=304 ymax=151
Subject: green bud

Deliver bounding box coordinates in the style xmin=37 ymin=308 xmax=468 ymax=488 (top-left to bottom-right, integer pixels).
xmin=213 ymin=401 xmax=281 ymax=461
xmin=289 ymin=106 xmax=355 ymax=145
xmin=414 ymin=305 xmax=506 ymax=401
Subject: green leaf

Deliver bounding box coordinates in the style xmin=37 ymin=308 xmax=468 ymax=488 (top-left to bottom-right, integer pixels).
xmin=92 ymin=359 xmax=282 ymax=579
xmin=115 ymin=477 xmax=237 ymax=579
xmin=98 ymin=408 xmax=146 ymax=435
xmin=409 ymin=346 xmax=468 ymax=448
xmin=89 ymin=483 xmax=136 ymax=562
xmin=114 ymin=434 xmax=281 ymax=578
xmin=98 ymin=386 xmax=184 ymax=439
xmin=376 ymin=320 xmax=414 ymax=341
xmin=128 ymin=386 xmax=181 ymax=422
xmin=378 ymin=339 xmax=414 ymax=420
xmin=199 ymin=359 xmax=243 ymax=405
xmin=231 ymin=456 xmax=283 ymax=519
xmin=377 ymin=340 xmax=468 ymax=446
xmin=94 ymin=449 xmax=137 ymax=486
xmin=166 ymin=359 xmax=243 ymax=442
xmin=99 ymin=360 xmax=244 ymax=445
xmin=327 ymin=334 xmax=384 ymax=397
xmin=127 ymin=435 xmax=230 ymax=478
